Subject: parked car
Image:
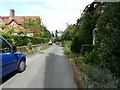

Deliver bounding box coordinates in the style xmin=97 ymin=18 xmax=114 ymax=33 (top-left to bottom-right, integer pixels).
xmin=0 ymin=35 xmax=26 ymax=78
xmin=48 ymin=41 xmax=52 ymax=45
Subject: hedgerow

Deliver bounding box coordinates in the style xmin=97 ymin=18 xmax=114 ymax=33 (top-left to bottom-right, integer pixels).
xmin=1 ymin=34 xmax=47 ymax=46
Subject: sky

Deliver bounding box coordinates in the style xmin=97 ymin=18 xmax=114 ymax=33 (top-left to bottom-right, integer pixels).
xmin=0 ymin=0 xmax=94 ymax=32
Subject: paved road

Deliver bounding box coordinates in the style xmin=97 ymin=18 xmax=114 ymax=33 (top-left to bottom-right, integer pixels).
xmin=1 ymin=44 xmax=77 ymax=88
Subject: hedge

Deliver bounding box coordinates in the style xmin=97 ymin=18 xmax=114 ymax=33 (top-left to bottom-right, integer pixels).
xmin=81 ymin=44 xmax=94 ymax=55
xmin=1 ymin=34 xmax=48 ymax=46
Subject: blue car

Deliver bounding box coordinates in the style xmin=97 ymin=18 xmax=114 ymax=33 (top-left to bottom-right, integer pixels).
xmin=0 ymin=35 xmax=26 ymax=78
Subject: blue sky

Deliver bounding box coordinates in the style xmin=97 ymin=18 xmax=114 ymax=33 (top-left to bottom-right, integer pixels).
xmin=0 ymin=0 xmax=94 ymax=32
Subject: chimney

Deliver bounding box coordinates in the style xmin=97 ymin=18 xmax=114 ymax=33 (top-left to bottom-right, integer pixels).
xmin=10 ymin=9 xmax=15 ymax=17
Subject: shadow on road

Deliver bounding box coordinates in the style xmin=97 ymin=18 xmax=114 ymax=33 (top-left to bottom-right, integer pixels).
xmin=1 ymin=71 xmax=17 ymax=85
xmin=44 ymin=52 xmax=76 ymax=88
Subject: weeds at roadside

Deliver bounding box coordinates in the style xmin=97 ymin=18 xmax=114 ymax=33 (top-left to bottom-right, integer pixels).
xmin=26 ymin=44 xmax=49 ymax=56
xmin=63 ymin=42 xmax=119 ymax=88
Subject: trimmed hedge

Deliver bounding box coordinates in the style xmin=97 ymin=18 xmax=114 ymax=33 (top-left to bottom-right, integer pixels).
xmin=1 ymin=34 xmax=48 ymax=46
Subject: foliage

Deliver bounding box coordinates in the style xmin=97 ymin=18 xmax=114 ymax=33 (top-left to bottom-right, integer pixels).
xmin=21 ymin=17 xmax=51 ymax=39
xmin=71 ymin=10 xmax=97 ymax=53
xmin=51 ymin=31 xmax=54 ymax=37
xmin=27 ymin=39 xmax=33 ymax=49
xmin=95 ymin=2 xmax=120 ymax=77
xmin=0 ymin=25 xmax=15 ymax=35
xmin=84 ymin=64 xmax=119 ymax=88
xmin=83 ymin=50 xmax=98 ymax=64
xmin=41 ymin=29 xmax=51 ymax=39
xmin=62 ymin=2 xmax=120 ymax=87
xmin=55 ymin=30 xmax=59 ymax=37
xmin=64 ymin=42 xmax=80 ymax=59
xmin=1 ymin=34 xmax=47 ymax=46
xmin=0 ymin=24 xmax=6 ymax=30
xmin=61 ymin=24 xmax=77 ymax=41
xmin=81 ymin=44 xmax=94 ymax=55
xmin=55 ymin=42 xmax=61 ymax=45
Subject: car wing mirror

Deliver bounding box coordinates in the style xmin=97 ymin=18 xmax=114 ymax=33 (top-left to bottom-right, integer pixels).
xmin=12 ymin=46 xmax=17 ymax=52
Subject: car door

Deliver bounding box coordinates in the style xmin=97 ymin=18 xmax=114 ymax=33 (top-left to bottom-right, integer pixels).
xmin=0 ymin=38 xmax=18 ymax=77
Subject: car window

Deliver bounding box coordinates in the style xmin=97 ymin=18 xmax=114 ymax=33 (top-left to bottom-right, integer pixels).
xmin=0 ymin=38 xmax=11 ymax=53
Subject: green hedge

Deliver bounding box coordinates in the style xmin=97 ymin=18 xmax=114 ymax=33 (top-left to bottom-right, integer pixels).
xmin=81 ymin=44 xmax=94 ymax=55
xmin=1 ymin=34 xmax=48 ymax=46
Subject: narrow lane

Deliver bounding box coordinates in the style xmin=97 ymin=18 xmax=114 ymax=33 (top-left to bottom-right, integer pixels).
xmin=1 ymin=44 xmax=77 ymax=88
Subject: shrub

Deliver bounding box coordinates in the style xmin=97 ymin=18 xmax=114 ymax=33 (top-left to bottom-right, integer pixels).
xmin=83 ymin=50 xmax=98 ymax=64
xmin=1 ymin=34 xmax=47 ymax=46
xmin=81 ymin=44 xmax=94 ymax=55
xmin=84 ymin=64 xmax=119 ymax=88
xmin=71 ymin=12 xmax=95 ymax=53
xmin=96 ymin=2 xmax=120 ymax=77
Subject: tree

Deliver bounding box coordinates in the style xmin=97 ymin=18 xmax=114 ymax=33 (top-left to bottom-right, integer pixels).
xmin=71 ymin=8 xmax=97 ymax=53
xmin=21 ymin=17 xmax=41 ymax=36
xmin=51 ymin=31 xmax=54 ymax=37
xmin=0 ymin=24 xmax=6 ymax=30
xmin=55 ymin=30 xmax=59 ymax=37
xmin=96 ymin=2 xmax=120 ymax=77
xmin=61 ymin=24 xmax=77 ymax=41
xmin=21 ymin=17 xmax=51 ymax=39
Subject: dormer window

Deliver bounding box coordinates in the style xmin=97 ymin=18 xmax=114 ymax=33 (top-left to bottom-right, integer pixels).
xmin=12 ymin=23 xmax=16 ymax=27
xmin=0 ymin=21 xmax=3 ymax=24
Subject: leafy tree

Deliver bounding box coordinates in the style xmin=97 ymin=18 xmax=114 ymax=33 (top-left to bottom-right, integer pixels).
xmin=21 ymin=17 xmax=41 ymax=36
xmin=21 ymin=17 xmax=51 ymax=39
xmin=55 ymin=30 xmax=59 ymax=37
xmin=71 ymin=8 xmax=97 ymax=53
xmin=0 ymin=24 xmax=6 ymax=30
xmin=51 ymin=31 xmax=55 ymax=37
xmin=96 ymin=2 xmax=120 ymax=77
xmin=61 ymin=24 xmax=77 ymax=41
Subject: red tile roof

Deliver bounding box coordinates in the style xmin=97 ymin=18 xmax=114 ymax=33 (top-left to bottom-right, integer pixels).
xmin=0 ymin=16 xmax=40 ymax=24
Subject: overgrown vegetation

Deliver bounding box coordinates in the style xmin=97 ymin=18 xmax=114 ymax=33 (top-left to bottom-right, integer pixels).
xmin=64 ymin=42 xmax=119 ymax=88
xmin=95 ymin=2 xmax=120 ymax=77
xmin=26 ymin=44 xmax=49 ymax=56
xmin=61 ymin=2 xmax=120 ymax=88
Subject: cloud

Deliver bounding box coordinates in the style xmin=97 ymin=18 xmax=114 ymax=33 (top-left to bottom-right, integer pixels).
xmin=0 ymin=0 xmax=94 ymax=32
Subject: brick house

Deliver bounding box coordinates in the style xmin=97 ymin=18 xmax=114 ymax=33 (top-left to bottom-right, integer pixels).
xmin=0 ymin=9 xmax=40 ymax=36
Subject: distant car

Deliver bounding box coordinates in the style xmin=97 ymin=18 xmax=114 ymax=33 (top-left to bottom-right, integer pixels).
xmin=48 ymin=41 xmax=52 ymax=45
xmin=0 ymin=35 xmax=26 ymax=78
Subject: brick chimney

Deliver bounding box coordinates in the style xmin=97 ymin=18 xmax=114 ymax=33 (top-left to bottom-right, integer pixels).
xmin=10 ymin=9 xmax=15 ymax=18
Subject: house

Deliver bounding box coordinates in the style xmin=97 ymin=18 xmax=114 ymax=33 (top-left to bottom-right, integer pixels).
xmin=0 ymin=9 xmax=40 ymax=36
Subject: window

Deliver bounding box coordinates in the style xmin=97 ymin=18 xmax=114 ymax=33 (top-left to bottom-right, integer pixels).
xmin=0 ymin=21 xmax=2 ymax=24
xmin=0 ymin=38 xmax=11 ymax=53
xmin=12 ymin=23 xmax=16 ymax=27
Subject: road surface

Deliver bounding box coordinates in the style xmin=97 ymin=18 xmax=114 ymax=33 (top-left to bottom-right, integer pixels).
xmin=1 ymin=44 xmax=77 ymax=88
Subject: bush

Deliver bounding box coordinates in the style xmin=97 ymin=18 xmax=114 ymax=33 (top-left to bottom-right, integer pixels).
xmin=71 ymin=12 xmax=95 ymax=53
xmin=64 ymin=42 xmax=80 ymax=59
xmin=1 ymin=34 xmax=47 ymax=46
xmin=83 ymin=50 xmax=98 ymax=64
xmin=96 ymin=2 xmax=120 ymax=77
xmin=84 ymin=64 xmax=119 ymax=88
xmin=81 ymin=44 xmax=94 ymax=55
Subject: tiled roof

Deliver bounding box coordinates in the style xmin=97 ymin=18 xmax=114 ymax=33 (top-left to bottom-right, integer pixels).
xmin=0 ymin=16 xmax=40 ymax=24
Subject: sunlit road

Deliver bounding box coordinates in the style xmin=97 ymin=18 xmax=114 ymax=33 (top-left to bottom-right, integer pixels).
xmin=1 ymin=44 xmax=77 ymax=88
